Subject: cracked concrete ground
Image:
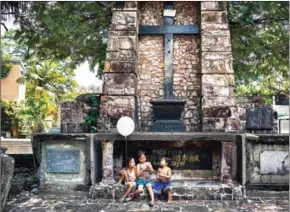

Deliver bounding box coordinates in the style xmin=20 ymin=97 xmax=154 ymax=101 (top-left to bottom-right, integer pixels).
xmin=3 ymin=191 xmax=289 ymax=212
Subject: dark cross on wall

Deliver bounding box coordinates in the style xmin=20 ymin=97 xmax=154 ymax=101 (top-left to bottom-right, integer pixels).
xmin=139 ymin=1 xmax=200 ymax=99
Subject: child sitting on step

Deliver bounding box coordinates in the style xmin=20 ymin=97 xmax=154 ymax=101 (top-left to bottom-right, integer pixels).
xmin=153 ymin=157 xmax=172 ymax=203
xmin=126 ymin=151 xmax=155 ymax=207
xmin=119 ymin=157 xmax=137 ymax=201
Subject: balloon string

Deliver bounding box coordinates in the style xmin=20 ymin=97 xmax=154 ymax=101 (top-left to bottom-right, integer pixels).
xmin=125 ymin=137 xmax=128 ymax=164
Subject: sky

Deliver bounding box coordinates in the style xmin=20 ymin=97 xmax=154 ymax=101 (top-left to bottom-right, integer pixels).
xmin=1 ymin=19 xmax=103 ymax=89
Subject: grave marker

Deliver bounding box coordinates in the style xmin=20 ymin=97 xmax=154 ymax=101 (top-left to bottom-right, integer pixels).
xmin=47 ymin=149 xmax=80 ymax=173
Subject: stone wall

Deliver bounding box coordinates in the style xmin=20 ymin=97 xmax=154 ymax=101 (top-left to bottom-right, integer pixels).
xmin=61 ymin=94 xmax=100 ymax=133
xmin=246 ymin=135 xmax=289 ymax=187
xmin=201 ymin=2 xmax=236 ymax=132
xmin=138 ymin=2 xmax=201 ymax=131
xmin=0 ymin=151 xmax=15 ymax=212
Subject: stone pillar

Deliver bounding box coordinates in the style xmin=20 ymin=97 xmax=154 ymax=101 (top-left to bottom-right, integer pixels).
xmin=201 ymin=2 xmax=236 ymax=132
xmin=0 ymin=151 xmax=15 ymax=212
xmin=220 ymin=141 xmax=237 ymax=183
xmin=99 ymin=2 xmax=138 ymax=130
xmin=101 ymin=141 xmax=115 ymax=184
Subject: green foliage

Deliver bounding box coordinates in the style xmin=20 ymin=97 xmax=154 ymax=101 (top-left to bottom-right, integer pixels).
xmin=228 ymin=1 xmax=289 ymax=96
xmin=0 ymin=99 xmax=33 ymax=136
xmin=22 ymin=57 xmax=77 ymax=105
xmin=1 ymin=54 xmax=12 ymax=79
xmin=84 ymin=95 xmax=100 ymax=133
xmin=22 ymin=58 xmax=77 ymax=133
xmin=13 ymin=2 xmax=112 ymax=76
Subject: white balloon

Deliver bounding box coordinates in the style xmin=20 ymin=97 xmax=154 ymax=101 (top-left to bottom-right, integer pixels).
xmin=117 ymin=116 xmax=135 ymax=137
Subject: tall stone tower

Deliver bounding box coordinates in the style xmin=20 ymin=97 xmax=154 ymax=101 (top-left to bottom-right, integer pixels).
xmin=100 ymin=1 xmax=236 ymax=132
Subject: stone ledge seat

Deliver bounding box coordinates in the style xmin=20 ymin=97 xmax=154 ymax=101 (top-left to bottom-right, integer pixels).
xmin=89 ymin=180 xmax=244 ymax=201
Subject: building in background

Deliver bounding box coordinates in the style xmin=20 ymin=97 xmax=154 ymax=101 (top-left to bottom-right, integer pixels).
xmin=1 ymin=58 xmax=26 ymax=103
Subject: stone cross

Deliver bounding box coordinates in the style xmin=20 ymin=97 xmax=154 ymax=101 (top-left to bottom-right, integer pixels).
xmin=139 ymin=1 xmax=200 ymax=99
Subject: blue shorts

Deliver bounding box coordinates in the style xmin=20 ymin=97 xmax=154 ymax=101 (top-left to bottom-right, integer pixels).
xmin=136 ymin=179 xmax=152 ymax=187
xmin=153 ymin=181 xmax=171 ymax=195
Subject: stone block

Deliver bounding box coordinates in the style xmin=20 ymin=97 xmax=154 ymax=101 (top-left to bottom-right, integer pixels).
xmin=103 ymin=73 xmax=136 ymax=95
xmin=201 ymin=11 xmax=228 ymax=23
xmin=110 ymin=11 xmax=137 ymax=31
xmin=202 ymin=35 xmax=232 ymax=52
xmin=108 ymin=31 xmax=136 ymax=37
xmin=202 ymin=85 xmax=235 ymax=97
xmin=203 ymin=107 xmax=232 ymax=118
xmin=201 ymin=23 xmax=229 ymax=31
xmin=105 ymin=61 xmax=136 ymax=73
xmin=106 ymin=50 xmax=136 ymax=62
xmin=100 ymin=96 xmax=135 ymax=121
xmin=113 ymin=2 xmax=138 ymax=11
xmin=202 ymin=74 xmax=235 ymax=87
xmin=202 ymin=59 xmax=234 ymax=74
xmin=107 ymin=37 xmax=136 ymax=51
xmin=202 ymin=30 xmax=230 ymax=37
xmin=0 ymin=153 xmax=15 ymax=212
xmin=201 ymin=2 xmax=226 ymax=11
xmin=202 ymin=52 xmax=233 ymax=61
xmin=202 ymin=96 xmax=236 ymax=108
xmin=203 ymin=117 xmax=227 ymax=131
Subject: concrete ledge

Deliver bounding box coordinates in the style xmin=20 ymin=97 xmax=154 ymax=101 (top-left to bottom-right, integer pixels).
xmin=89 ymin=180 xmax=244 ymax=201
xmin=95 ymin=132 xmax=241 ymax=141
xmin=1 ymin=139 xmax=32 ymax=155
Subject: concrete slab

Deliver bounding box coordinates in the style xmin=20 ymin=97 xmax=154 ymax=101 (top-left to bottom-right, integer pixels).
xmin=89 ymin=180 xmax=244 ymax=201
xmin=4 ymin=191 xmax=289 ymax=212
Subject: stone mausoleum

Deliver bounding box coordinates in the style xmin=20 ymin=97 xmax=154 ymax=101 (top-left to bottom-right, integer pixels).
xmin=31 ymin=1 xmax=288 ymax=201
xmin=98 ymin=1 xmax=239 ymax=186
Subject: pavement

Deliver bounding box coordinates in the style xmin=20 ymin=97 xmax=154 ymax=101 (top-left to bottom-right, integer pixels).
xmin=3 ymin=190 xmax=289 ymax=212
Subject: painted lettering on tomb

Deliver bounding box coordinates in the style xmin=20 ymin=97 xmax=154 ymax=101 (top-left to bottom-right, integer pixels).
xmin=143 ymin=148 xmax=212 ymax=170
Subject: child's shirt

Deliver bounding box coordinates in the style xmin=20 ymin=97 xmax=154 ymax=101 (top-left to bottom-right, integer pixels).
xmin=138 ymin=163 xmax=151 ymax=181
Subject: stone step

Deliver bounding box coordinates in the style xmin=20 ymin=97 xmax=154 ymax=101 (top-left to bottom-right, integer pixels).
xmin=89 ymin=180 xmax=244 ymax=201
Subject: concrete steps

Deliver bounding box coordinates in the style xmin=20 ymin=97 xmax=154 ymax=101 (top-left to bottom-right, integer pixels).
xmin=89 ymin=180 xmax=244 ymax=201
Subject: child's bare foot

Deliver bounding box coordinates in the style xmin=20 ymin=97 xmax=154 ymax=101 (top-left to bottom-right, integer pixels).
xmin=119 ymin=196 xmax=125 ymax=202
xmin=167 ymin=200 xmax=172 ymax=204
xmin=125 ymin=197 xmax=133 ymax=202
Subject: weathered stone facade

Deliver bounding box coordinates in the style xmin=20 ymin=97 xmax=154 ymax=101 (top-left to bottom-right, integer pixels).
xmin=101 ymin=1 xmax=236 ymax=132
xmin=100 ymin=2 xmax=138 ymax=131
xmin=137 ymin=2 xmax=202 ymax=131
xmin=201 ymin=2 xmax=236 ymax=132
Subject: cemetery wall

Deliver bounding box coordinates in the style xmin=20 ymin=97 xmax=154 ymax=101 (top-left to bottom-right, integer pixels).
xmin=137 ymin=2 xmax=202 ymax=132
xmin=114 ymin=140 xmax=221 ymax=179
xmin=246 ymin=135 xmax=289 ymax=187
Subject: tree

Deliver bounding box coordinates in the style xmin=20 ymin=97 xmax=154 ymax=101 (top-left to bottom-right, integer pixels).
xmin=1 ymin=2 xmax=29 ymax=31
xmin=10 ymin=1 xmax=289 ymax=96
xmin=20 ymin=58 xmax=77 ymax=105
xmin=18 ymin=58 xmax=77 ymax=133
xmin=228 ymin=1 xmax=289 ymax=97
xmin=13 ymin=2 xmax=113 ymax=75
